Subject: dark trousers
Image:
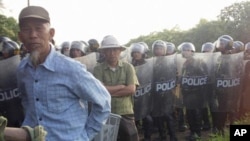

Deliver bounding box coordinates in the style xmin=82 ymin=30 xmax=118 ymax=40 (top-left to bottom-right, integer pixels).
xmin=142 ymin=115 xmax=153 ymax=139
xmin=154 ymin=113 xmax=177 ymax=140
xmin=186 ymin=109 xmax=202 ymax=136
xmin=202 ymin=107 xmax=211 ymax=128
xmin=212 ymin=112 xmax=231 ymax=130
xmin=117 ymin=114 xmax=139 ymax=141
xmin=176 ymin=107 xmax=186 ymax=128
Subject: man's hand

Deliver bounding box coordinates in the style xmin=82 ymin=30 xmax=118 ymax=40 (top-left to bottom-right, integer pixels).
xmin=0 ymin=116 xmax=7 ymax=141
xmin=22 ymin=125 xmax=47 ymax=141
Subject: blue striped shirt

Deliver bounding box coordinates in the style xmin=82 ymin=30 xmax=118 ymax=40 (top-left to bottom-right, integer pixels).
xmin=16 ymin=46 xmax=111 ymax=141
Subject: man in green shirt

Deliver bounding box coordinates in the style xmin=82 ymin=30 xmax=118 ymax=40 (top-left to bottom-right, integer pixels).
xmin=93 ymin=35 xmax=139 ymax=141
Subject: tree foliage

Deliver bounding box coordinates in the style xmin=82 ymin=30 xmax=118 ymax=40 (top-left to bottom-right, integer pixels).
xmin=127 ymin=1 xmax=250 ymax=52
xmin=218 ymin=1 xmax=250 ymax=43
xmin=0 ymin=14 xmax=19 ymax=41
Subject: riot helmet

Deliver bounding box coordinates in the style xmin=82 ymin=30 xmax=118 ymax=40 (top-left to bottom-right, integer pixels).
xmin=138 ymin=42 xmax=150 ymax=58
xmin=0 ymin=40 xmax=20 ymax=59
xmin=152 ymin=40 xmax=167 ymax=56
xmin=245 ymin=42 xmax=250 ymax=52
xmin=70 ymin=41 xmax=88 ymax=58
xmin=88 ymin=39 xmax=99 ymax=52
xmin=178 ymin=42 xmax=195 ymax=58
xmin=0 ymin=36 xmax=11 ymax=43
xmin=60 ymin=41 xmax=71 ymax=56
xmin=215 ymin=35 xmax=233 ymax=53
xmin=80 ymin=40 xmax=89 ymax=48
xmin=130 ymin=43 xmax=145 ymax=59
xmin=201 ymin=42 xmax=215 ymax=53
xmin=138 ymin=42 xmax=149 ymax=53
xmin=166 ymin=42 xmax=176 ymax=55
xmin=232 ymin=41 xmax=244 ymax=53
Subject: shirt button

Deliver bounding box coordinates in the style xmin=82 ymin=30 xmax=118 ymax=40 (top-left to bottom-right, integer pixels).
xmin=36 ymin=98 xmax=39 ymax=101
xmin=35 ymin=80 xmax=38 ymax=83
xmin=39 ymin=118 xmax=42 ymax=121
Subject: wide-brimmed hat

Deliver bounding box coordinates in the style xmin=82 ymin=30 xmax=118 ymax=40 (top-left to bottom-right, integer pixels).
xmin=98 ymin=35 xmax=126 ymax=51
xmin=19 ymin=6 xmax=50 ymax=23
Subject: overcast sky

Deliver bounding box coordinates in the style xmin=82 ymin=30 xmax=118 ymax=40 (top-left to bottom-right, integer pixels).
xmin=2 ymin=0 xmax=246 ymax=45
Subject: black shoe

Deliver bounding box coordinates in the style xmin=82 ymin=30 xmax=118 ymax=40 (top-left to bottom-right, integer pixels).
xmin=160 ymin=135 xmax=167 ymax=141
xmin=170 ymin=135 xmax=178 ymax=141
xmin=143 ymin=137 xmax=151 ymax=141
xmin=187 ymin=133 xmax=201 ymax=141
xmin=209 ymin=128 xmax=218 ymax=137
xmin=178 ymin=125 xmax=187 ymax=132
xmin=202 ymin=124 xmax=211 ymax=131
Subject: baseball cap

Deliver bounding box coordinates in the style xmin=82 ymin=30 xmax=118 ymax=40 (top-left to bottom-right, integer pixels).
xmin=18 ymin=6 xmax=50 ymax=23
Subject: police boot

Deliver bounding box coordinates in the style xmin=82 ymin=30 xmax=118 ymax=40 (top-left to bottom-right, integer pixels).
xmin=189 ymin=133 xmax=201 ymax=141
xmin=166 ymin=114 xmax=178 ymax=141
xmin=177 ymin=108 xmax=187 ymax=132
xmin=170 ymin=136 xmax=178 ymax=141
xmin=143 ymin=115 xmax=153 ymax=141
xmin=202 ymin=107 xmax=211 ymax=131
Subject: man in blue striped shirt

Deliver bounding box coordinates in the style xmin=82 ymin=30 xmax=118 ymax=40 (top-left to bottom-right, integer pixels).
xmin=16 ymin=6 xmax=111 ymax=141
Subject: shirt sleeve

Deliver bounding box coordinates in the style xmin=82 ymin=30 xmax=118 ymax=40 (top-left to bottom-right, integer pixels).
xmin=93 ymin=64 xmax=103 ymax=82
xmin=126 ymin=63 xmax=139 ymax=86
xmin=73 ymin=64 xmax=111 ymax=140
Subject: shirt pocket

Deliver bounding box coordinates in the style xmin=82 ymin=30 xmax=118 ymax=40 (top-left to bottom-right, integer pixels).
xmin=46 ymin=86 xmax=72 ymax=113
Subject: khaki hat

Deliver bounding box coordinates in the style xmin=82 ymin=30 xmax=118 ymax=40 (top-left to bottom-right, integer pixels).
xmin=98 ymin=35 xmax=126 ymax=51
xmin=19 ymin=6 xmax=50 ymax=23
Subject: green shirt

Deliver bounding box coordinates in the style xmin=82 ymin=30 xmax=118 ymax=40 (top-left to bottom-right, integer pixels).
xmin=93 ymin=60 xmax=139 ymax=115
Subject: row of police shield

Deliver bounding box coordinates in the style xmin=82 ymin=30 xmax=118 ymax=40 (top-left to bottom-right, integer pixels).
xmin=75 ymin=51 xmax=244 ymax=120
xmin=1 ymin=51 xmax=244 ymax=122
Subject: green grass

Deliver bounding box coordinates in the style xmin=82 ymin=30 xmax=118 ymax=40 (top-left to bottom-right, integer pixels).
xmin=206 ymin=112 xmax=250 ymax=141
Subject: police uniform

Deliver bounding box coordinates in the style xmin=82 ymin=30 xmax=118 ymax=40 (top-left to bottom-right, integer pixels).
xmin=181 ymin=57 xmax=208 ymax=139
xmin=214 ymin=54 xmax=243 ymax=134
xmin=132 ymin=58 xmax=154 ymax=141
xmin=152 ymin=56 xmax=177 ymax=141
xmin=0 ymin=55 xmax=24 ymax=127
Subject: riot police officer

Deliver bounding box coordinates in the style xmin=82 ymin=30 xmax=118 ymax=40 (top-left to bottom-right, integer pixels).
xmin=166 ymin=42 xmax=176 ymax=55
xmin=232 ymin=41 xmax=244 ymax=54
xmin=60 ymin=41 xmax=71 ymax=56
xmin=200 ymin=42 xmax=215 ymax=131
xmin=0 ymin=40 xmax=20 ymax=59
xmin=166 ymin=42 xmax=188 ymax=132
xmin=138 ymin=42 xmax=150 ymax=59
xmin=244 ymin=42 xmax=250 ymax=60
xmin=213 ymin=35 xmax=243 ymax=136
xmin=130 ymin=43 xmax=153 ymax=141
xmin=88 ymin=38 xmax=100 ymax=53
xmin=69 ymin=41 xmax=88 ymax=58
xmin=151 ymin=40 xmax=177 ymax=141
xmin=0 ymin=38 xmax=24 ymax=127
xmin=179 ymin=42 xmax=208 ymax=141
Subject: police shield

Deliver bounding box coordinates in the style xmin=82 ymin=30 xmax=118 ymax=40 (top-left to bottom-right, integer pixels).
xmin=75 ymin=52 xmax=97 ymax=73
xmin=151 ymin=54 xmax=177 ymax=116
xmin=242 ymin=60 xmax=250 ymax=110
xmin=179 ymin=53 xmax=212 ymax=109
xmin=214 ymin=52 xmax=244 ymax=112
xmin=0 ymin=55 xmax=24 ymax=127
xmin=134 ymin=58 xmax=153 ymax=120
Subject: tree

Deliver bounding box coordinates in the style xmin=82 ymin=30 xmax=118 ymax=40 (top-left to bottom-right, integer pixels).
xmin=0 ymin=14 xmax=19 ymax=41
xmin=218 ymin=1 xmax=250 ymax=43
